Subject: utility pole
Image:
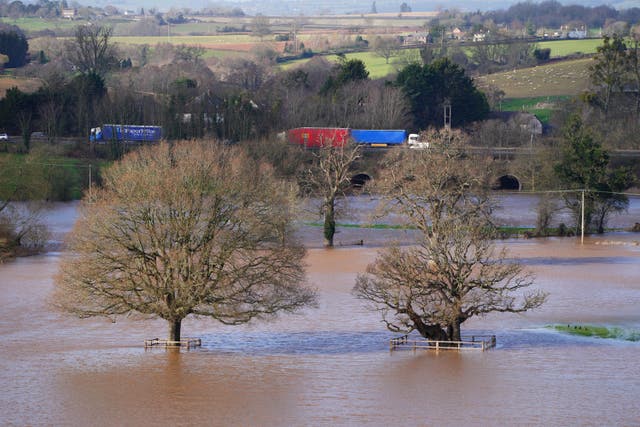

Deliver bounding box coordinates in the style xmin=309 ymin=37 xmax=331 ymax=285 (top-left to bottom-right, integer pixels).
xmin=530 ymin=132 xmax=535 ymax=191
xmin=443 ymin=100 xmax=451 ymax=130
xmin=581 ymin=189 xmax=585 ymax=245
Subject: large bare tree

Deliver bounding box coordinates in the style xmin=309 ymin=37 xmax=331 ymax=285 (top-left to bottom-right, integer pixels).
xmin=353 ymin=130 xmax=547 ymax=341
xmin=67 ymin=24 xmax=118 ymax=76
xmin=54 ymin=141 xmax=316 ymax=342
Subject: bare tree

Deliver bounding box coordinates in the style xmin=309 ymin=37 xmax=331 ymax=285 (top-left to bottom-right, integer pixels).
xmin=372 ymin=36 xmax=401 ymax=64
xmin=305 ymin=142 xmax=362 ymax=247
xmin=39 ymin=100 xmax=63 ymax=143
xmin=251 ymin=14 xmax=272 ymax=42
xmin=54 ymin=141 xmax=316 ymax=342
xmin=0 ymin=203 xmax=48 ymax=261
xmin=0 ymin=156 xmax=50 ymax=261
xmin=354 ymin=131 xmax=547 ymax=341
xmin=17 ymin=110 xmax=32 ymax=153
xmin=590 ymin=35 xmax=627 ymax=115
xmin=67 ymin=25 xmax=118 ymax=76
xmin=359 ymin=82 xmax=410 ymax=129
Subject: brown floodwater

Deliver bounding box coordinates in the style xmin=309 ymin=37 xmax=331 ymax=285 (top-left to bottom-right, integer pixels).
xmin=1 ymin=199 xmax=640 ymax=426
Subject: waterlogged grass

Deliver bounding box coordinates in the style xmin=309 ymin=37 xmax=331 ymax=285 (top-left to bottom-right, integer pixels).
xmin=495 ymin=226 xmax=535 ymax=235
xmin=305 ymin=222 xmax=537 ymax=236
xmin=552 ymin=324 xmax=640 ymax=342
xmin=304 ymin=222 xmax=410 ymax=230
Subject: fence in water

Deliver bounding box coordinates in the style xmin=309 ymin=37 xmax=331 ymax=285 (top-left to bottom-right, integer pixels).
xmin=144 ymin=337 xmax=202 ymax=349
xmin=390 ymin=334 xmax=496 ymax=352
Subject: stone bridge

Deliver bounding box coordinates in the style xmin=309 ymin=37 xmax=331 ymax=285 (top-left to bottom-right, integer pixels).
xmin=351 ymin=146 xmax=640 ymax=192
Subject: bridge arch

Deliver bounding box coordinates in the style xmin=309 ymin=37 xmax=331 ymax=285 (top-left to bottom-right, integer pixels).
xmin=494 ymin=174 xmax=521 ymax=191
xmin=351 ymin=173 xmax=372 ymax=188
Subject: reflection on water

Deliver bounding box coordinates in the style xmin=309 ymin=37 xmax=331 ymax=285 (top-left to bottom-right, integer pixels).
xmin=1 ymin=202 xmax=639 ymax=426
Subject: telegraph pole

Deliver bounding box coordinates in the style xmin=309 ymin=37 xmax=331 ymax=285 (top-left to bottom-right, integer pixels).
xmin=581 ymin=189 xmax=585 ymax=245
xmin=443 ymin=100 xmax=451 ymax=130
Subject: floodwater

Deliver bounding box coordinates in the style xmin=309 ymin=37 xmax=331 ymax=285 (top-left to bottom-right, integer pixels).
xmin=1 ymin=196 xmax=640 ymax=426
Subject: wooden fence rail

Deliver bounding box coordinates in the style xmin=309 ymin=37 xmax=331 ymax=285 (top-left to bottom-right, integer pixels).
xmin=390 ymin=334 xmax=496 ymax=352
xmin=144 ymin=337 xmax=202 ymax=349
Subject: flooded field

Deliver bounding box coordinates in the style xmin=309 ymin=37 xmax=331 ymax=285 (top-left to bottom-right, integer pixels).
xmin=1 ymin=197 xmax=639 ymax=426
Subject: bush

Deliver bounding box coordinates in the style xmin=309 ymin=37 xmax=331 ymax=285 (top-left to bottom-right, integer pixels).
xmin=534 ymin=48 xmax=551 ymax=62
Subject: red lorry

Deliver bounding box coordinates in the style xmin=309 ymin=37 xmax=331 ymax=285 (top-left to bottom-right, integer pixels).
xmin=286 ymin=127 xmax=351 ymax=148
xmin=287 ymin=127 xmax=417 ymax=148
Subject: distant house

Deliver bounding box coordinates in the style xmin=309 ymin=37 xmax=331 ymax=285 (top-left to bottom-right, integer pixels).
xmin=62 ymin=8 xmax=76 ymax=19
xmin=491 ymin=111 xmax=544 ymax=135
xmin=403 ymin=32 xmax=428 ymax=45
xmin=451 ymin=27 xmax=466 ymax=40
xmin=567 ymin=28 xmax=587 ymax=39
xmin=515 ymin=112 xmax=543 ymax=135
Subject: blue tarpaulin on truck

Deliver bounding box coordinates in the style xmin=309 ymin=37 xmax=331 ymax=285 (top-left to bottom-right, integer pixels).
xmin=350 ymin=129 xmax=406 ymax=145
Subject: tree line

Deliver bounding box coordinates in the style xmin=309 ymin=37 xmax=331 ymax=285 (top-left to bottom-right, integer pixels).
xmin=0 ymin=25 xmax=491 ymax=149
xmin=485 ymin=1 xmax=640 ymax=31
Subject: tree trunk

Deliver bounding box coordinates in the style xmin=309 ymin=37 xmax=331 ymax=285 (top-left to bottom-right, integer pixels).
xmin=323 ymin=204 xmax=335 ymax=247
xmin=169 ymin=318 xmax=181 ymax=342
xmin=448 ymin=320 xmax=462 ymax=342
xmin=409 ymin=311 xmax=448 ymax=341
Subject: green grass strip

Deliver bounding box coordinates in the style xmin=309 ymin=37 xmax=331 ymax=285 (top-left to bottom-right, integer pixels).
xmin=303 ymin=222 xmax=411 ymax=230
xmin=551 ymin=324 xmax=640 ymax=342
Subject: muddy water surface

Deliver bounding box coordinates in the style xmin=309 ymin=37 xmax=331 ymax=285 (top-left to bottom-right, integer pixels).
xmin=1 ymin=201 xmax=639 ymax=426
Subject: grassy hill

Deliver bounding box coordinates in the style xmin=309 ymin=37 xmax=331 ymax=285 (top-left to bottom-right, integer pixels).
xmin=475 ymin=58 xmax=592 ymax=98
xmin=0 ymin=75 xmax=43 ymax=98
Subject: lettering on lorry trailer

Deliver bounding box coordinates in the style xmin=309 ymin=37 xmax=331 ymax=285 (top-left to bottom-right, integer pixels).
xmin=90 ymin=125 xmax=163 ymax=143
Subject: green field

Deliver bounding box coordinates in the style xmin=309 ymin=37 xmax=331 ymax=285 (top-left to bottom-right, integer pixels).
xmin=281 ymin=50 xmax=412 ymax=78
xmin=537 ymin=38 xmax=602 ymax=57
xmin=281 ymin=39 xmax=602 ymax=80
xmin=0 ymin=17 xmax=79 ymax=32
xmin=476 ymin=58 xmax=592 ymax=98
xmin=500 ymin=95 xmax=570 ymax=123
xmin=327 ymin=51 xmax=400 ymax=78
xmin=112 ymin=34 xmax=256 ymax=45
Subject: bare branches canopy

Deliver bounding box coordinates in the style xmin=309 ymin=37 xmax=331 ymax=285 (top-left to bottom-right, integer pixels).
xmin=67 ymin=25 xmax=118 ymax=77
xmin=54 ymin=141 xmax=316 ymax=341
xmin=354 ymin=131 xmax=547 ymax=341
xmin=305 ymin=142 xmax=362 ymax=247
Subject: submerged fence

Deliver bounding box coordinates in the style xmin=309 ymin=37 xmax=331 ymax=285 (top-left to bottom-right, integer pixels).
xmin=390 ymin=334 xmax=496 ymax=352
xmin=144 ymin=337 xmax=202 ymax=349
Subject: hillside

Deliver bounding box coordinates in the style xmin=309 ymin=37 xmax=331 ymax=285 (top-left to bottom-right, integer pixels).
xmin=0 ymin=75 xmax=43 ymax=98
xmin=475 ymin=58 xmax=592 ymax=98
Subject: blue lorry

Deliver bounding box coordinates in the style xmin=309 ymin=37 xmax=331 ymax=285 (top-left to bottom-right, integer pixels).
xmin=90 ymin=125 xmax=162 ymax=143
xmin=349 ymin=129 xmax=407 ymax=147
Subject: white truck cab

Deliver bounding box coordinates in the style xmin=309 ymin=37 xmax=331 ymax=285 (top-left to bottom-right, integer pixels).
xmin=407 ymin=133 xmax=429 ymax=149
